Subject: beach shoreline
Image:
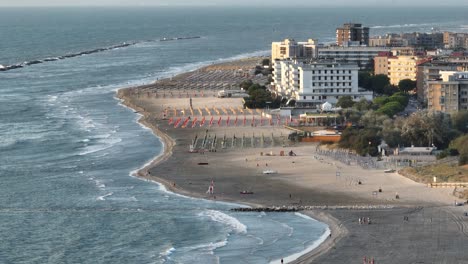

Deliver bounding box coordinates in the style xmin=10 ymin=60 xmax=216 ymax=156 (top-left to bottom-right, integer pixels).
xmin=117 ymin=93 xmax=342 ymax=263
xmin=115 ymin=57 xmax=345 ymax=262
xmin=116 ymin=57 xmax=468 ymax=263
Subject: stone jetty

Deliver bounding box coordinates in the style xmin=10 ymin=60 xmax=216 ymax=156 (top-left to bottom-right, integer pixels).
xmin=230 ymin=204 xmax=396 ymax=212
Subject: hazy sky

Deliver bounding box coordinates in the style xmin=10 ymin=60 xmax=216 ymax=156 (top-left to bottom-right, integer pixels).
xmin=1 ymin=0 xmax=467 ymax=7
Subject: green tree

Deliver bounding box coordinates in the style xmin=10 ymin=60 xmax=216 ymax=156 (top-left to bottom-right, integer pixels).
xmin=398 ymin=79 xmax=417 ymax=93
xmin=243 ymin=82 xmax=279 ymax=109
xmin=373 ymin=96 xmax=389 ymax=108
xmin=240 ymin=80 xmax=253 ymax=90
xmin=359 ymin=110 xmax=389 ymax=128
xmin=450 ymin=134 xmax=468 ymax=165
xmin=353 ymin=98 xmax=373 ymax=112
xmin=371 ymin=74 xmax=390 ymax=95
xmin=261 ymin=58 xmax=270 ymax=66
xmin=383 ymin=84 xmax=399 ymax=96
xmin=388 ymin=94 xmax=409 ymax=107
xmin=358 ymin=71 xmax=372 ymax=90
xmin=381 ymin=117 xmax=406 ymax=147
xmin=339 ymin=127 xmax=381 ymax=156
xmin=376 ymin=101 xmax=404 ymax=117
xmin=336 ymin=96 xmax=355 ymax=108
xmin=401 ymin=110 xmax=454 ymax=148
xmin=451 ymin=110 xmax=468 ymax=133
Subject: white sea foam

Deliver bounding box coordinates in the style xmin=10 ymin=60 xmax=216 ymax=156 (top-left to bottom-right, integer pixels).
xmin=109 ymin=196 xmax=139 ymax=202
xmin=186 ymin=239 xmax=228 ymax=253
xmin=78 ymin=137 xmax=122 ymax=156
xmin=294 ymin=212 xmax=320 ymax=222
xmin=97 ymin=192 xmax=113 ymax=201
xmin=247 ymin=234 xmax=264 ymax=246
xmin=370 ymin=23 xmax=433 ymax=29
xmin=47 ymin=95 xmax=58 ymax=102
xmin=94 ymin=180 xmax=106 ymax=190
xmin=270 ymin=217 xmax=330 ymax=264
xmin=160 ymin=246 xmax=176 ymax=257
xmin=281 ymin=222 xmax=294 ymax=237
xmin=199 ymin=210 xmax=247 ymax=234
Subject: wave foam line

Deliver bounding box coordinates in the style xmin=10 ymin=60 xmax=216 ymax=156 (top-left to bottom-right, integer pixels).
xmin=270 ymin=214 xmax=330 ymax=264
xmin=97 ymin=192 xmax=113 ymax=201
xmin=199 ymin=209 xmax=247 ymax=234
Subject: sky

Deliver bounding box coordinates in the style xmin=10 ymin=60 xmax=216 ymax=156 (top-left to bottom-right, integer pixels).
xmin=1 ymin=0 xmax=467 ymax=7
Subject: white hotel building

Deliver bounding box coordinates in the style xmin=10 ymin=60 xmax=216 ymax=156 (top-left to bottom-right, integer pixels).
xmin=272 ymin=59 xmax=373 ymax=107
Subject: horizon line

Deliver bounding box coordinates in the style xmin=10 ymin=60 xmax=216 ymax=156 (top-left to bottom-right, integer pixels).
xmin=1 ymin=4 xmax=468 ymax=8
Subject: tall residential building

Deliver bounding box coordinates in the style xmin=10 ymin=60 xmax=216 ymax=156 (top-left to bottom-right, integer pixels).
xmin=443 ymin=32 xmax=468 ymax=49
xmin=416 ymin=58 xmax=468 ymax=103
xmin=318 ymin=45 xmax=389 ymax=69
xmin=427 ymin=71 xmax=468 ymax=112
xmin=374 ymin=52 xmax=394 ymax=75
xmin=271 ymin=59 xmax=372 ymax=107
xmin=371 ymin=32 xmax=443 ymax=49
xmin=336 ymin=23 xmax=369 ymax=46
xmin=369 ymin=34 xmax=409 ymax=47
xmin=271 ymin=38 xmax=318 ymax=61
xmin=375 ymin=55 xmax=424 ymax=85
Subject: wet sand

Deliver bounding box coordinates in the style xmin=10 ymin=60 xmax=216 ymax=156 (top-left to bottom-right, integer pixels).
xmin=117 ymin=58 xmax=468 ymax=263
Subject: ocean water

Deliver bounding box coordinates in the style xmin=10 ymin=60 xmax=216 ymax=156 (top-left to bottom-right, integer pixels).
xmin=1 ymin=6 xmax=468 ymax=264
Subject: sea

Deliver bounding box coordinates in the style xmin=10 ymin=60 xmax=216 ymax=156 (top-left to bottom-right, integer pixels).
xmin=1 ymin=6 xmax=468 ymax=264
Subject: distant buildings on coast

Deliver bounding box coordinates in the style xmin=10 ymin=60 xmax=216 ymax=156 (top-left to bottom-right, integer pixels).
xmin=270 ymin=22 xmax=468 ymax=112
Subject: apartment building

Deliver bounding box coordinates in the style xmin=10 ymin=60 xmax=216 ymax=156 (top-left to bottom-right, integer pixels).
xmin=443 ymin=32 xmax=468 ymax=49
xmin=271 ymin=38 xmax=319 ymax=61
xmin=374 ymin=54 xmax=424 ymax=85
xmin=416 ymin=58 xmax=468 ymax=103
xmin=427 ymin=71 xmax=468 ymax=112
xmin=336 ymin=23 xmax=369 ymax=46
xmin=318 ymin=45 xmax=389 ymax=69
xmin=370 ymin=32 xmax=443 ymax=49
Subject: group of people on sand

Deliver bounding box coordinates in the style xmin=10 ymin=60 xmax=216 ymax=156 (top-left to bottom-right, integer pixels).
xmin=359 ymin=217 xmax=372 ymax=225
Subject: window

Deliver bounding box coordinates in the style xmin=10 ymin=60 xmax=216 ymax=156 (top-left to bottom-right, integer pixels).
xmin=349 ymin=70 xmax=351 ymax=74
xmin=303 ymin=96 xmax=306 ymax=100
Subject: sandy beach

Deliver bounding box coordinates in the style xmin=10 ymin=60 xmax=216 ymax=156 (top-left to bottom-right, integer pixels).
xmin=117 ymin=57 xmax=468 ymax=263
